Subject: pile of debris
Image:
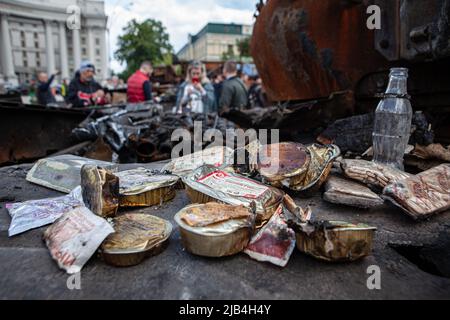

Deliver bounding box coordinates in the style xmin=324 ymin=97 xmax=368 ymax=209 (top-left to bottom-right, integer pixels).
xmin=6 ymin=131 xmax=449 ymax=275
xmin=70 ymin=103 xmax=235 ymax=163
xmin=4 ymin=64 xmax=450 ymax=274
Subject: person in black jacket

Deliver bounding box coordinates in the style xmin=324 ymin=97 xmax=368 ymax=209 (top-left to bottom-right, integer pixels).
xmin=246 ymin=75 xmax=267 ymax=109
xmin=66 ymin=61 xmax=108 ymax=108
xmin=219 ymin=60 xmax=248 ymax=114
xmin=36 ymin=71 xmax=59 ymax=105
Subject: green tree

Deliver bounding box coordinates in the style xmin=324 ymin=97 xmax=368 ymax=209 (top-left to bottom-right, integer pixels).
xmin=221 ymin=37 xmax=252 ymax=62
xmin=221 ymin=45 xmax=236 ymax=61
xmin=236 ymin=37 xmax=251 ymax=59
xmin=115 ymin=19 xmax=173 ymax=80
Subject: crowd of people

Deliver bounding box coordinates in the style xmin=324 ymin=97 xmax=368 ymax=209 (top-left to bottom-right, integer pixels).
xmin=18 ymin=59 xmax=268 ymax=114
xmin=173 ymin=59 xmax=268 ymax=115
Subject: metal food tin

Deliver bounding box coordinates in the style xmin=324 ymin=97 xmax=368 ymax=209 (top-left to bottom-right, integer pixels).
xmin=288 ymin=144 xmax=341 ymax=192
xmin=115 ymin=168 xmax=179 ymax=207
xmin=291 ymin=221 xmax=376 ymax=262
xmin=174 ymin=203 xmax=254 ymax=257
xmin=250 ymin=143 xmax=340 ymax=193
xmin=100 ymin=214 xmax=172 ymax=267
xmin=257 ymin=142 xmax=311 ymax=188
xmin=81 ymin=165 xmax=119 ymax=218
xmin=183 ymin=165 xmax=284 ymax=226
xmin=118 ymin=188 xmax=176 ymax=207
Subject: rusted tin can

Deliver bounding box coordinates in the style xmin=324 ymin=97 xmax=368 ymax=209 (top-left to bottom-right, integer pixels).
xmin=291 ymin=221 xmax=376 ymax=262
xmin=252 ymin=143 xmax=340 ymax=193
xmin=81 ymin=165 xmax=119 ymax=218
xmin=257 ymin=142 xmax=311 ymax=188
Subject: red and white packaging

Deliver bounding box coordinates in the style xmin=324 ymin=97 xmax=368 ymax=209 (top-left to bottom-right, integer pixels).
xmin=244 ymin=205 xmax=296 ymax=267
xmin=43 ymin=206 xmax=114 ymax=274
xmin=197 ymin=170 xmax=270 ymax=200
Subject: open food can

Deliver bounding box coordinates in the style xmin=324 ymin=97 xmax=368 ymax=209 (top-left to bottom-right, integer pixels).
xmin=183 ymin=165 xmax=284 ymax=226
xmin=290 ymin=220 xmax=376 ymax=262
xmin=100 ymin=214 xmax=172 ymax=267
xmin=249 ymin=143 xmax=340 ymax=193
xmin=81 ymin=165 xmax=119 ymax=218
xmin=257 ymin=142 xmax=311 ymax=188
xmin=175 ymin=203 xmax=255 ymax=257
xmin=115 ymin=168 xmax=179 ymax=207
xmin=287 ymin=144 xmax=341 ymax=192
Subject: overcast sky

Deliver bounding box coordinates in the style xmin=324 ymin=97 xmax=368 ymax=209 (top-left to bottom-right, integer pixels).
xmin=104 ymin=0 xmax=256 ymax=73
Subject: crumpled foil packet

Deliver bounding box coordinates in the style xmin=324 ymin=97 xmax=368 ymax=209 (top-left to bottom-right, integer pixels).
xmin=162 ymin=146 xmax=234 ymax=177
xmin=115 ymin=168 xmax=179 ymax=196
xmin=26 ymin=155 xmax=116 ymax=193
xmin=7 ymin=187 xmax=83 ymax=237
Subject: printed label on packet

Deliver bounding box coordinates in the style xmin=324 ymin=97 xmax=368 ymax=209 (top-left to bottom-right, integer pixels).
xmin=171 ymin=152 xmax=225 ymax=173
xmin=44 ymin=207 xmax=114 ymax=274
xmin=197 ymin=171 xmax=269 ymax=199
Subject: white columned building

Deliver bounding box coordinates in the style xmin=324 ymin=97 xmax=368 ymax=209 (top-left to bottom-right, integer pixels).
xmin=44 ymin=20 xmax=56 ymax=75
xmin=72 ymin=27 xmax=82 ymax=70
xmin=58 ymin=21 xmax=69 ymax=80
xmin=87 ymin=27 xmax=96 ymax=64
xmin=0 ymin=0 xmax=109 ymax=85
xmin=0 ymin=13 xmax=18 ymax=85
xmin=99 ymin=28 xmax=109 ymax=81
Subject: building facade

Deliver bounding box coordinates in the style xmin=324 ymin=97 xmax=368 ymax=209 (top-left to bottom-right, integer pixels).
xmin=177 ymin=23 xmax=253 ymax=62
xmin=0 ymin=0 xmax=109 ymax=85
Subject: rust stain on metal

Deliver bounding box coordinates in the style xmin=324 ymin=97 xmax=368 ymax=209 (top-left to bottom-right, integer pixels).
xmin=251 ymin=0 xmax=388 ymax=102
xmin=0 ymin=104 xmax=87 ymax=166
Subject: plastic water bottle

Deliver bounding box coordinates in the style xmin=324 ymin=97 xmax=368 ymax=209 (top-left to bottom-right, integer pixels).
xmin=373 ymin=68 xmax=413 ymax=170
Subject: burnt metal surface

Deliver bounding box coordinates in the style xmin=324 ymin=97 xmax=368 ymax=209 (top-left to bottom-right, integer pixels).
xmin=223 ymin=91 xmax=355 ymax=133
xmin=72 ymin=104 xmax=236 ymax=164
xmin=251 ymin=0 xmax=450 ymax=131
xmin=0 ymin=102 xmax=88 ymax=166
xmin=375 ymin=0 xmax=450 ymax=61
xmin=251 ymin=0 xmax=388 ymax=102
xmin=317 ymin=113 xmax=375 ymax=154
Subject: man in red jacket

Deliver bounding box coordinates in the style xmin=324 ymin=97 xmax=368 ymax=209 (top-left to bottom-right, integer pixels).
xmin=127 ymin=61 xmax=153 ymax=103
